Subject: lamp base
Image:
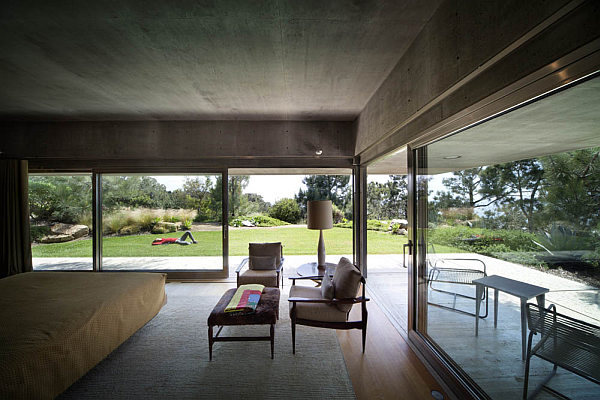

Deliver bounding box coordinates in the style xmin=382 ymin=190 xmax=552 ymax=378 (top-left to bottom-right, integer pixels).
xmin=317 ymin=229 xmax=326 ymax=267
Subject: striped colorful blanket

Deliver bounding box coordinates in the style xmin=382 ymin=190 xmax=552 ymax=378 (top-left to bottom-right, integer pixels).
xmin=224 ymin=284 xmax=265 ymax=313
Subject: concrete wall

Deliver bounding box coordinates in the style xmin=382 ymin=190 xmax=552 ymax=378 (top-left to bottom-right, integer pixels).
xmin=355 ymin=0 xmax=600 ymax=162
xmin=0 ymin=120 xmax=354 ymax=169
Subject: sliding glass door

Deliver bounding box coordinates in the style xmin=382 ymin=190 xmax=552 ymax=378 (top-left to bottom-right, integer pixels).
xmin=410 ymin=75 xmax=600 ymax=399
xmin=100 ymin=173 xmax=225 ymax=275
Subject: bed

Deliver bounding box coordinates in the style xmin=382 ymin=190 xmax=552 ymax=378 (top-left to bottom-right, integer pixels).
xmin=0 ymin=271 xmax=166 ymax=399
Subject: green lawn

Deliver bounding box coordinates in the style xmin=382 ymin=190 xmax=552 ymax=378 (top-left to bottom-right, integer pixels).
xmin=31 ymin=227 xmax=462 ymax=257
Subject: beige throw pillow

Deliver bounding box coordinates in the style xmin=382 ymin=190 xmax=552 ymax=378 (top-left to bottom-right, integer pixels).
xmin=321 ymin=273 xmax=334 ymax=300
xmin=332 ymin=257 xmax=362 ymax=312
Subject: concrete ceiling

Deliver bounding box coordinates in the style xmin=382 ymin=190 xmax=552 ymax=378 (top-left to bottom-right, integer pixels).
xmin=0 ymin=1 xmax=442 ymax=121
xmin=367 ymin=75 xmax=600 ymax=174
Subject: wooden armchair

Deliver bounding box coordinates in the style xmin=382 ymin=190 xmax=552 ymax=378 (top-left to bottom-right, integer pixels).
xmin=288 ymin=257 xmax=369 ymax=353
xmin=236 ymin=242 xmax=284 ymax=288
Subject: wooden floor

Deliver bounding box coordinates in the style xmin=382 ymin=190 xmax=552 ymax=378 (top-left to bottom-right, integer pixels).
xmin=338 ymin=298 xmax=447 ymax=400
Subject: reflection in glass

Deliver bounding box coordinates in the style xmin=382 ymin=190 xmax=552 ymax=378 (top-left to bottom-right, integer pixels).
xmin=415 ymin=77 xmax=600 ymax=399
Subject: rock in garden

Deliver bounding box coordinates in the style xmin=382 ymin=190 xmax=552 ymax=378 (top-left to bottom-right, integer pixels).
xmin=241 ymin=220 xmax=255 ymax=227
xmin=50 ymin=223 xmax=89 ymax=239
xmin=40 ymin=234 xmax=74 ymax=243
xmin=389 ymin=219 xmax=408 ymax=229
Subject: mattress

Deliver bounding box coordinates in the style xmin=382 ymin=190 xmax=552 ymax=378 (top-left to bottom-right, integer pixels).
xmin=0 ymin=271 xmax=166 ymax=399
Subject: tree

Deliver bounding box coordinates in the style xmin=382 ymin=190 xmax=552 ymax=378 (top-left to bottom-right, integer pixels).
xmin=211 ymin=175 xmax=250 ymax=219
xmin=480 ymin=160 xmax=544 ymax=232
xmin=540 ymin=148 xmax=600 ymax=229
xmin=442 ymin=168 xmax=489 ymax=207
xmin=367 ymin=175 xmax=408 ymax=219
xmin=295 ymin=175 xmax=351 ymax=217
xmin=228 ymin=176 xmax=249 ymax=217
xmin=183 ymin=176 xmax=214 ymax=218
xmin=29 ymin=176 xmax=92 ymax=223
xmin=243 ymin=193 xmax=271 ymax=215
xmin=269 ymin=198 xmax=301 ymax=223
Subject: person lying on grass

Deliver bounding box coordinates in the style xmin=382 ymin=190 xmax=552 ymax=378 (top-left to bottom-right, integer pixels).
xmin=152 ymin=231 xmax=197 ymax=246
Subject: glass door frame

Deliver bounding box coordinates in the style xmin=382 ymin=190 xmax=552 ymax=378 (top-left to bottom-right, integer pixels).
xmin=93 ymin=168 xmax=229 ymax=280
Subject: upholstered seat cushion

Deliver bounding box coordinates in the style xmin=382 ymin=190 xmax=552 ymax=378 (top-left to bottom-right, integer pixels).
xmin=289 ymin=285 xmax=348 ymax=323
xmin=208 ymin=287 xmax=280 ymax=326
xmin=239 ymin=269 xmax=278 ymax=288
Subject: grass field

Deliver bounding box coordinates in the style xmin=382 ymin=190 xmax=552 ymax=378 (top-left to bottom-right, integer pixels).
xmin=31 ymin=227 xmax=463 ymax=257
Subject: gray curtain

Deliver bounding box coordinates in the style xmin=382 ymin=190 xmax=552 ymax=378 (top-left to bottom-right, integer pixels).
xmin=0 ymin=159 xmax=32 ymax=278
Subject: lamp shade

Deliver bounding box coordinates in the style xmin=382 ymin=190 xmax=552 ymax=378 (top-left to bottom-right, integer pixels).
xmin=307 ymin=200 xmax=333 ymax=230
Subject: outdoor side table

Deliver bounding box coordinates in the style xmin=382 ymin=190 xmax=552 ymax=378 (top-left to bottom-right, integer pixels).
xmin=473 ymin=275 xmax=549 ymax=360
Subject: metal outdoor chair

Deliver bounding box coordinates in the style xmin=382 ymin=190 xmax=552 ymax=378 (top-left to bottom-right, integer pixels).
xmin=523 ymin=303 xmax=600 ymax=399
xmin=426 ymin=244 xmax=488 ymax=318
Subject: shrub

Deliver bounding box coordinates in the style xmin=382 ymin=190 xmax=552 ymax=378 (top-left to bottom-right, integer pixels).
xmin=334 ymin=221 xmax=353 ymax=229
xmin=104 ymin=212 xmax=130 ymax=234
xmin=76 ymin=213 xmax=93 ymax=230
xmin=162 ymin=214 xmax=181 ymax=223
xmin=138 ymin=212 xmax=158 ymax=231
xmin=366 ymin=220 xmax=388 ymax=231
xmin=440 ymin=207 xmax=475 ymax=223
xmin=182 ymin=218 xmax=193 ymax=230
xmin=331 ymin=204 xmax=345 ymax=224
xmin=269 ymin=199 xmax=301 ymax=224
xmin=30 ymin=225 xmax=50 ymax=242
xmin=229 ymin=215 xmax=289 ymax=227
xmin=119 ymin=225 xmax=141 ymax=235
xmin=429 ymin=226 xmax=538 ymax=254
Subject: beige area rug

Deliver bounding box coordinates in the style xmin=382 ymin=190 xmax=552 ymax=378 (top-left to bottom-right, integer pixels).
xmin=59 ymin=283 xmax=355 ymax=399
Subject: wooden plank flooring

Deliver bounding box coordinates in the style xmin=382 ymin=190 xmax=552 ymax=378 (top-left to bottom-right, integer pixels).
xmin=337 ymin=298 xmax=447 ymax=400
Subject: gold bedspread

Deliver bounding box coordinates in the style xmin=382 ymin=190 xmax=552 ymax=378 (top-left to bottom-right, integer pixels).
xmin=0 ymin=271 xmax=166 ymax=399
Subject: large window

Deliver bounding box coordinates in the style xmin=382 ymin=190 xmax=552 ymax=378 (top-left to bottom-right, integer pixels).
xmin=29 ymin=174 xmax=93 ymax=271
xmin=101 ymin=174 xmax=223 ymax=272
xmin=413 ymin=76 xmax=600 ymax=398
xmin=228 ymin=171 xmax=353 ymax=272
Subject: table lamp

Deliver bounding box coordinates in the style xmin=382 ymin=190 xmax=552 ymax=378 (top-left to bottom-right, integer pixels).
xmin=307 ymin=200 xmax=333 ymax=268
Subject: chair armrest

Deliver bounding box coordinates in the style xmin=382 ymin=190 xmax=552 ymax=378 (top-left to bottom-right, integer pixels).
xmin=235 ymin=258 xmax=249 ymax=274
xmin=288 ymin=296 xmax=370 ymax=304
xmin=275 ymin=257 xmax=284 ymax=272
xmin=289 ymin=275 xmax=323 ymax=281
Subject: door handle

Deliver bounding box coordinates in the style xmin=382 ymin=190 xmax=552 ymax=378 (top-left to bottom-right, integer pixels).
xmin=402 ymin=240 xmax=413 ymax=269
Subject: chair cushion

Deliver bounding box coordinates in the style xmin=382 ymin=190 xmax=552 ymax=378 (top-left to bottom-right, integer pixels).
xmin=332 ymin=257 xmax=362 ymax=312
xmin=239 ymin=269 xmax=278 ymax=288
xmin=249 ymin=242 xmax=282 ymax=266
xmin=289 ymin=286 xmax=347 ymax=323
xmin=249 ymin=255 xmax=277 ymax=270
xmin=321 ymin=273 xmax=334 ymax=300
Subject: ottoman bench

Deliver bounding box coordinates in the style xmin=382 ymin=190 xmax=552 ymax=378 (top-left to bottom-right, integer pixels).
xmin=207 ymin=287 xmax=280 ymax=360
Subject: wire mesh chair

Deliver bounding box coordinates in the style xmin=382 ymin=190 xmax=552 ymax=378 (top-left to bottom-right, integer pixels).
xmin=523 ymin=303 xmax=600 ymax=399
xmin=426 ymin=244 xmax=488 ymax=318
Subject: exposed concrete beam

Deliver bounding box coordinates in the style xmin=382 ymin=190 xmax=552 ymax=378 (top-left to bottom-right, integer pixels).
xmin=355 ymin=0 xmax=600 ymax=163
xmin=0 ymin=120 xmax=355 ymax=169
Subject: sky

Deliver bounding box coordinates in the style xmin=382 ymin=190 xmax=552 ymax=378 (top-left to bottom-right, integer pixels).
xmin=151 ymin=173 xmax=450 ymax=204
xmin=151 ymin=175 xmax=307 ymax=203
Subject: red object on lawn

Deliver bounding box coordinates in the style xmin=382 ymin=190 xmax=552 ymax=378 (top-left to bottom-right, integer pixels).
xmin=152 ymin=238 xmax=178 ymax=245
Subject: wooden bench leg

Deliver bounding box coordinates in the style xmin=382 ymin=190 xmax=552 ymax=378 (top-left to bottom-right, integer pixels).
xmin=270 ymin=324 xmax=275 ymax=359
